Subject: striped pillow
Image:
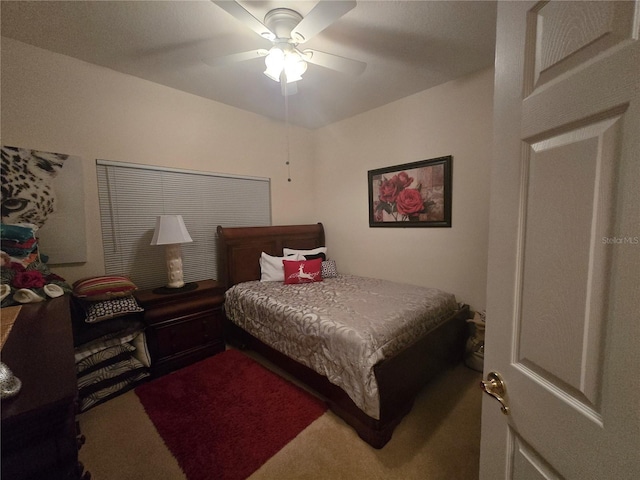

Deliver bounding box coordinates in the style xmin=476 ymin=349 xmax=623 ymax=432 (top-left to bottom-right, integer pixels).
xmin=73 ymin=275 xmax=137 ymax=301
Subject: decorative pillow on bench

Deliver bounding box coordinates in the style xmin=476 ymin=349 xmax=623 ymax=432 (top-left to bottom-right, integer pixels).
xmin=72 ymin=275 xmax=137 ymax=301
xmin=80 ymin=296 xmax=144 ymax=323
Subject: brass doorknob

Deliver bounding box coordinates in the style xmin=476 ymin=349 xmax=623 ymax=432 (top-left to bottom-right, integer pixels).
xmin=481 ymin=371 xmax=510 ymax=415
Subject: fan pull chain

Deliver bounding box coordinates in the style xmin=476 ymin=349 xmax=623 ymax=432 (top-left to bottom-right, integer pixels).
xmin=284 ymin=82 xmax=292 ymax=182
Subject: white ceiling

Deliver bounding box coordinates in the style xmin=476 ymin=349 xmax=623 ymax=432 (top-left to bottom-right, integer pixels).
xmin=0 ymin=0 xmax=497 ymax=129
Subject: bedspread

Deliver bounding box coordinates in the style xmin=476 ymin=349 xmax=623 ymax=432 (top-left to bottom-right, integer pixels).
xmin=224 ymin=274 xmax=458 ymax=419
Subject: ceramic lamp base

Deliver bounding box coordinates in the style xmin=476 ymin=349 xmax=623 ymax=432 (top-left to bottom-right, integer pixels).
xmin=164 ymin=243 xmax=185 ymax=288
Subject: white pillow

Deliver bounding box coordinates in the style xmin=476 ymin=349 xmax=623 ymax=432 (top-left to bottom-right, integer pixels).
xmin=260 ymin=252 xmax=304 ymax=282
xmin=283 ymin=246 xmax=328 ymax=258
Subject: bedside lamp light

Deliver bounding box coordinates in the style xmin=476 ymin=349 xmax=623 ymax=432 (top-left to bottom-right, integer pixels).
xmin=150 ymin=215 xmax=193 ymax=289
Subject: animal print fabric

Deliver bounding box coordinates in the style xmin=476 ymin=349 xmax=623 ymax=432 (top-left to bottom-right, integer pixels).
xmin=1 ymin=146 xmax=67 ymax=228
xmin=224 ymin=274 xmax=458 ymax=419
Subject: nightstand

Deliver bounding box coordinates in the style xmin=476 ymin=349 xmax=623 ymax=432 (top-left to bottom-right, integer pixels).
xmin=134 ymin=279 xmax=225 ymax=377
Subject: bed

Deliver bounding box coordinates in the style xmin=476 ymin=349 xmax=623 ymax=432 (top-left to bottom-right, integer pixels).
xmin=217 ymin=223 xmax=470 ymax=448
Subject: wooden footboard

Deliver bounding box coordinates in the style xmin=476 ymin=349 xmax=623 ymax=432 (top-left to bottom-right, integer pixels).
xmin=224 ymin=305 xmax=470 ymax=448
xmin=375 ymin=304 xmax=470 ymax=429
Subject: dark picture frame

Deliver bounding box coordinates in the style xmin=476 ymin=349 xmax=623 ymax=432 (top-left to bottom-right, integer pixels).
xmin=368 ymin=155 xmax=452 ymax=228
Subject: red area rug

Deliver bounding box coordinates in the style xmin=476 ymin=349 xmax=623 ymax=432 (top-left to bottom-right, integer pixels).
xmin=135 ymin=349 xmax=327 ymax=480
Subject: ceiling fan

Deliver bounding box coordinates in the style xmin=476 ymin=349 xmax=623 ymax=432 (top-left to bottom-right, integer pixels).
xmin=206 ymin=0 xmax=367 ymax=95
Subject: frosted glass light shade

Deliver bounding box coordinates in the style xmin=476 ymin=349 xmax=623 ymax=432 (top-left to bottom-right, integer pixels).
xmin=264 ymin=47 xmax=285 ymax=82
xmin=150 ymin=215 xmax=193 ymax=246
xmin=284 ymin=53 xmax=307 ymax=83
xmin=264 ymin=46 xmax=307 ymax=83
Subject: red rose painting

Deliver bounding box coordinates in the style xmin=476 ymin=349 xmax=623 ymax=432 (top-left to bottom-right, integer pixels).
xmin=368 ymin=156 xmax=452 ymax=227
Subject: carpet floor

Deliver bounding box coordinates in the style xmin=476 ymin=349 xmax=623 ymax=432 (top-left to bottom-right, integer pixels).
xmin=78 ymin=353 xmax=482 ymax=480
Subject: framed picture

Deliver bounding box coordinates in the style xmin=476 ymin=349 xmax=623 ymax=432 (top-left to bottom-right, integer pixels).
xmin=1 ymin=145 xmax=87 ymax=263
xmin=368 ymin=155 xmax=452 ymax=227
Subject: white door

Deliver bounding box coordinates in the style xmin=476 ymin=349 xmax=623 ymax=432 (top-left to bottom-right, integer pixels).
xmin=481 ymin=1 xmax=640 ymax=479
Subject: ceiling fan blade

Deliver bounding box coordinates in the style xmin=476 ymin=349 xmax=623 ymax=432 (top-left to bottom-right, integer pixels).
xmin=303 ymin=49 xmax=366 ymax=76
xmin=291 ymin=0 xmax=356 ymax=44
xmin=211 ymin=1 xmax=275 ymax=40
xmin=202 ymin=49 xmax=268 ymax=68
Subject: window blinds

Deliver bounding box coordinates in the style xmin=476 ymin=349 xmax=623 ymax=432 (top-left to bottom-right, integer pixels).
xmin=96 ymin=160 xmax=271 ymax=290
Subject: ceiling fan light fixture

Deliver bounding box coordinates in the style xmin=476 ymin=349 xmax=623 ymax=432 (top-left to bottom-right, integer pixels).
xmin=264 ymin=46 xmax=307 ymax=84
xmin=283 ymin=51 xmax=307 ymax=83
xmin=264 ymin=47 xmax=285 ymax=81
xmin=211 ymin=1 xmax=366 ymax=96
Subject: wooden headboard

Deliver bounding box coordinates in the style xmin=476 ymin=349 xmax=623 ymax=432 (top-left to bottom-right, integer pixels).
xmin=217 ymin=223 xmax=325 ymax=288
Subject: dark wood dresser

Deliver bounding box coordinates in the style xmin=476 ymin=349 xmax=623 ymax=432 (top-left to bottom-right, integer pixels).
xmin=134 ymin=279 xmax=225 ymax=377
xmin=1 ymin=296 xmax=87 ymax=480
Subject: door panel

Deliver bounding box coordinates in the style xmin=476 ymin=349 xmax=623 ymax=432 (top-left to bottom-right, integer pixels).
xmin=511 ymin=433 xmax=562 ymax=480
xmin=530 ymin=1 xmax=636 ymax=90
xmin=518 ymin=116 xmax=619 ymax=413
xmin=481 ymin=1 xmax=640 ymax=479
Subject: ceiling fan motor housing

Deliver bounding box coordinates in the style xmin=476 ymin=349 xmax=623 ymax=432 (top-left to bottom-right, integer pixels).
xmin=264 ymin=8 xmax=303 ymax=42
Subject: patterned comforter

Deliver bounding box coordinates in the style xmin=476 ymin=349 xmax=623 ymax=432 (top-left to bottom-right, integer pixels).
xmin=224 ymin=274 xmax=458 ymax=419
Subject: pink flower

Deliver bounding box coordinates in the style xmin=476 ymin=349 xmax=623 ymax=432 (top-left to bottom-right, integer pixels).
xmin=396 ymin=189 xmax=425 ymax=216
xmin=378 ymin=178 xmax=399 ymax=203
xmin=394 ymin=172 xmax=414 ymax=189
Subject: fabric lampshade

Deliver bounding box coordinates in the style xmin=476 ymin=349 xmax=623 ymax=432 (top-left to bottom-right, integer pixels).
xmin=150 ymin=215 xmax=193 ymax=246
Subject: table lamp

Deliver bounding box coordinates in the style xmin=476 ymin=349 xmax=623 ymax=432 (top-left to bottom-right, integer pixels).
xmin=150 ymin=215 xmax=193 ymax=289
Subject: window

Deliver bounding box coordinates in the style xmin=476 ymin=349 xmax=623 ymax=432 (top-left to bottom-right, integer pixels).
xmin=97 ymin=160 xmax=271 ymax=289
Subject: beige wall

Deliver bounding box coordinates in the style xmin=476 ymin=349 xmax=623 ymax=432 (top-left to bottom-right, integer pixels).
xmin=2 ymin=38 xmax=492 ymax=310
xmin=314 ymin=68 xmax=494 ymax=310
xmin=1 ymin=38 xmax=316 ymax=283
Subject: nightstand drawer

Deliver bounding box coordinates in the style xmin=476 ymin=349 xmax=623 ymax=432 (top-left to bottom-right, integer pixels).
xmin=134 ymin=279 xmax=226 ymax=377
xmin=143 ymin=295 xmax=222 ymax=325
xmin=154 ymin=309 xmax=222 ymax=358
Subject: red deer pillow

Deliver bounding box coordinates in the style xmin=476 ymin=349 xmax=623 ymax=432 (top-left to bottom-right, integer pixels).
xmin=283 ymin=258 xmax=323 ymax=284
